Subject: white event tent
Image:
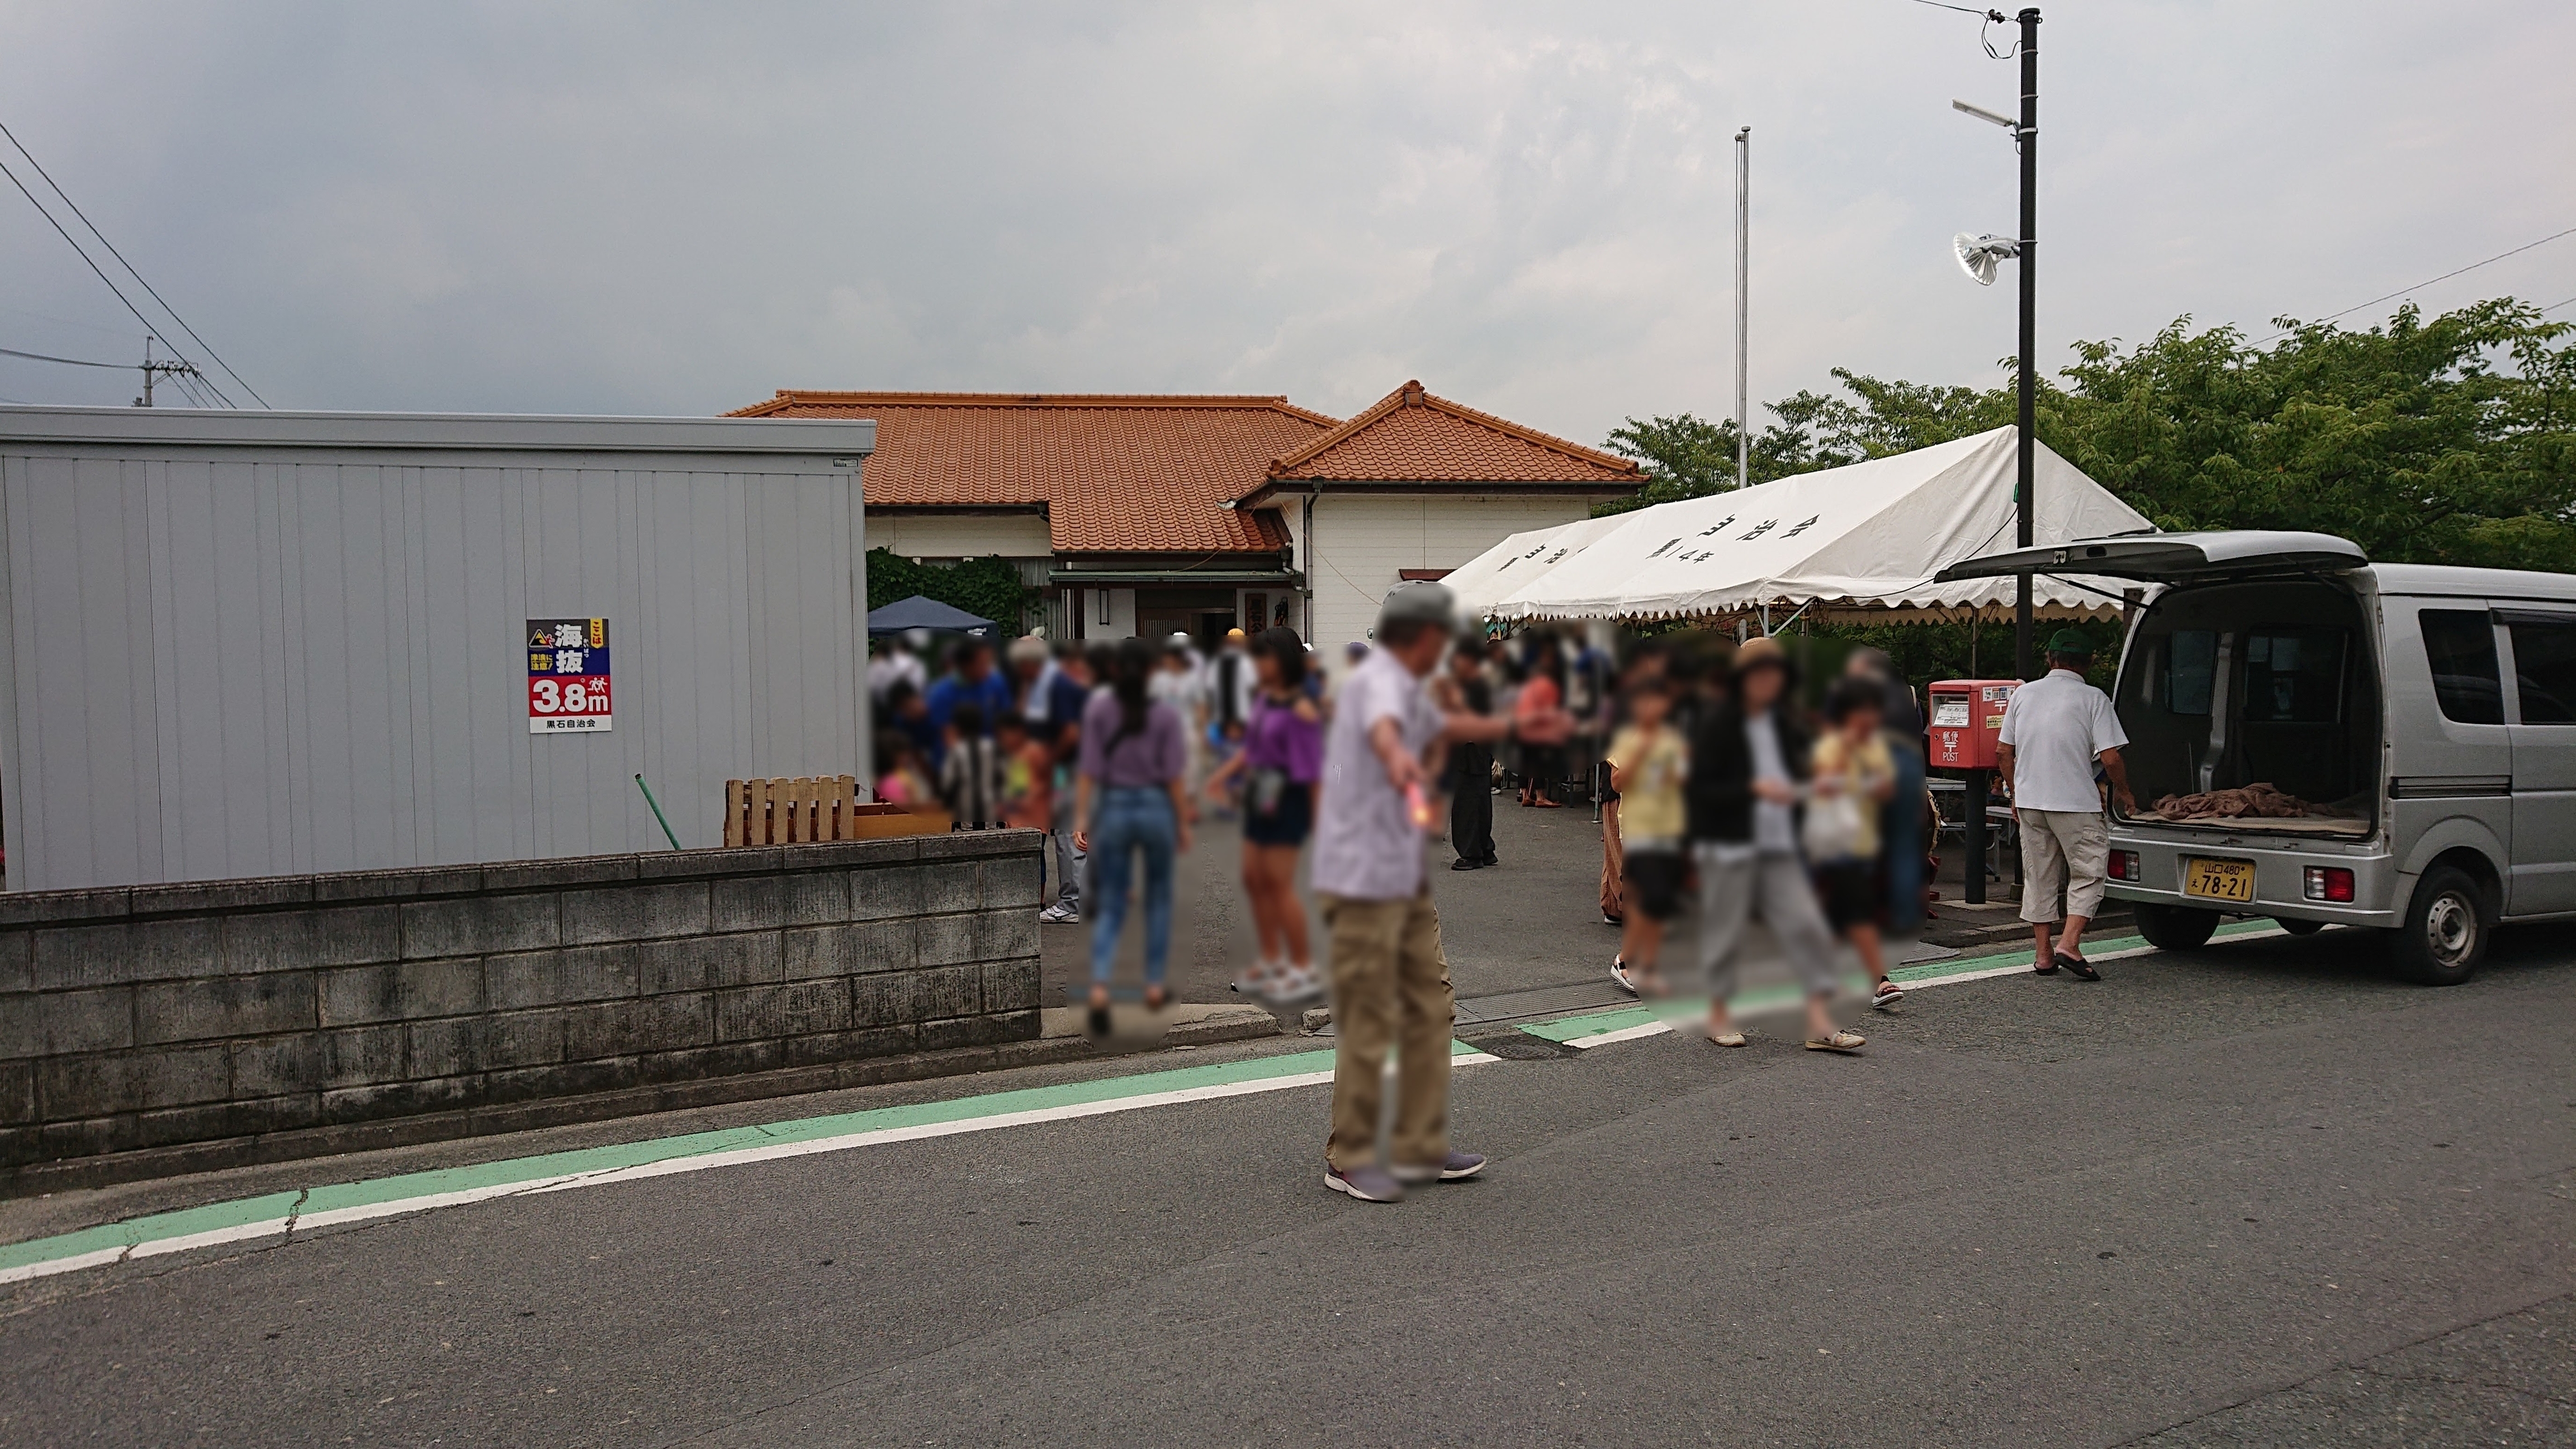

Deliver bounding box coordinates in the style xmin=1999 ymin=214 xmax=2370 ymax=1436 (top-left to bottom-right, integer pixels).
xmin=1450 ymin=425 xmax=2154 ymax=626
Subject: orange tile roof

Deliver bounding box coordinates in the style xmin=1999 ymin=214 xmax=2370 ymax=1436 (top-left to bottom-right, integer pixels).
xmin=727 ymin=383 xmax=1637 ymax=553
xmin=727 ymin=391 xmax=1332 ymax=553
xmin=1265 ymin=381 xmax=1639 ymax=484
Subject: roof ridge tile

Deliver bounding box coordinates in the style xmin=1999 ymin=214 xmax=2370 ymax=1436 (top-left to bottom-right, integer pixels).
xmin=1265 ymin=380 xmax=1636 ymax=481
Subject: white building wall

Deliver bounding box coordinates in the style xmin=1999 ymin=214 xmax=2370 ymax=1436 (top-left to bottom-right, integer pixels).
xmin=1064 ymin=585 xmax=1135 ymax=641
xmin=1305 ymin=494 xmax=1591 ymax=661
xmin=869 ymin=511 xmax=1052 ymax=561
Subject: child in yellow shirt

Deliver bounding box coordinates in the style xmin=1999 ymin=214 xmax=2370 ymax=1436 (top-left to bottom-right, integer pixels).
xmin=1607 ymin=676 xmax=1687 ymax=996
xmin=1811 ymin=677 xmax=1901 ymax=1007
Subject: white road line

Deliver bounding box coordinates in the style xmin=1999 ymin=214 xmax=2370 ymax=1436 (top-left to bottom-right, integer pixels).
xmin=518 ymin=1069 xmax=1344 ymax=1195
xmin=1565 ymin=1021 xmax=1675 ymax=1049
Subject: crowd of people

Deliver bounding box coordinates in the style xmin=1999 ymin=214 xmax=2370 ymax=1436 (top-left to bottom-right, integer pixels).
xmin=865 ymin=589 xmax=2134 ymax=1206
xmin=866 ymin=623 xmax=1332 ymax=1020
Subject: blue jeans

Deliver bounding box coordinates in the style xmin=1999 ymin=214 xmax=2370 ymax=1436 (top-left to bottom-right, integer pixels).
xmin=1884 ymin=740 xmax=1927 ymax=932
xmin=1088 ymin=787 xmax=1177 ymax=986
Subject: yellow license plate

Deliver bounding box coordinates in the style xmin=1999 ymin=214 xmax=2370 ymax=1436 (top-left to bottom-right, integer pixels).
xmin=2184 ymin=857 xmax=2256 ymax=902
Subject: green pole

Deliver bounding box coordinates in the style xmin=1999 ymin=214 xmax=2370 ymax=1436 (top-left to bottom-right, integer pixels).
xmin=634 ymin=773 xmax=682 ymax=851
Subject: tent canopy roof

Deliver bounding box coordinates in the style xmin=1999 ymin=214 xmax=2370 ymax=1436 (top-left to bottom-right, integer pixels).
xmin=1455 ymin=426 xmax=2154 ymax=625
xmin=867 ymin=595 xmax=997 ymax=636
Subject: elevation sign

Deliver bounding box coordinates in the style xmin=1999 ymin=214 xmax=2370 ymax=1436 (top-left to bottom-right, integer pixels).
xmin=527 ymin=618 xmax=613 ymax=732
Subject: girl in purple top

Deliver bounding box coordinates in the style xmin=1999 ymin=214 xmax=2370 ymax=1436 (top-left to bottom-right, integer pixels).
xmin=1204 ymin=628 xmax=1325 ymax=1001
xmin=1074 ymin=637 xmax=1192 ymax=1034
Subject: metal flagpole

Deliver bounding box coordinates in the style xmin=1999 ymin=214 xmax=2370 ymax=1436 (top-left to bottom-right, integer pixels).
xmin=1735 ymin=126 xmax=1751 ymax=491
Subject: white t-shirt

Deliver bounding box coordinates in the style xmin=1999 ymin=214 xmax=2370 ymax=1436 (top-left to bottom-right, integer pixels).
xmin=1210 ymin=648 xmax=1258 ymax=731
xmin=1149 ymin=665 xmax=1206 ymax=722
xmin=867 ymin=650 xmax=925 ymax=704
xmin=1996 ymin=669 xmax=2128 ymax=812
xmin=1312 ymin=648 xmax=1442 ymax=900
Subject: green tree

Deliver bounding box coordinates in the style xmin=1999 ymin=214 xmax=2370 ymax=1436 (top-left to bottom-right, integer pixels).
xmin=1598 ymin=297 xmax=2576 ymax=681
xmin=865 ymin=550 xmax=1035 ymax=632
xmin=2048 ymin=299 xmax=2576 ymax=569
xmin=1606 ymin=298 xmax=2576 ymax=566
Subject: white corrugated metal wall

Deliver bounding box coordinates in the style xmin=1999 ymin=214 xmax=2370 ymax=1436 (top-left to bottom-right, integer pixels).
xmin=0 ymin=414 xmax=874 ymax=890
xmin=1305 ymin=494 xmax=1593 ymax=661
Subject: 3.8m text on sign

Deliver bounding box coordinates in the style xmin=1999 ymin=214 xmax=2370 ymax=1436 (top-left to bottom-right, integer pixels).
xmin=528 ymin=617 xmax=613 ymax=733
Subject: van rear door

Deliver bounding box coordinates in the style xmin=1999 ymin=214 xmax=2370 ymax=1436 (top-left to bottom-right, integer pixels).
xmin=2496 ymin=608 xmax=2576 ymax=915
xmin=1934 ymin=531 xmax=2367 ymax=585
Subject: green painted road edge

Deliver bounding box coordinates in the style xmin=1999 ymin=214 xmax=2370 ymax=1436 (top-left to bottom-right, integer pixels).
xmin=1519 ymin=918 xmax=2284 ymax=1044
xmin=3 ymin=922 xmax=2290 ymax=1278
xmin=0 ymin=1040 xmax=1483 ymax=1280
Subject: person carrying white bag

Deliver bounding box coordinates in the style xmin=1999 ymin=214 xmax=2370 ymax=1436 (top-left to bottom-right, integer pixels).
xmin=1688 ymin=637 xmax=1864 ymax=1055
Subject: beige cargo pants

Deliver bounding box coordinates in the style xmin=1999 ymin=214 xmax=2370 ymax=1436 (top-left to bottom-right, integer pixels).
xmin=1319 ymin=886 xmax=1453 ymax=1173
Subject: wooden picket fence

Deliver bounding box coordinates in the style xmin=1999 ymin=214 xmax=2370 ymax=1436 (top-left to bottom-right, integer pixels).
xmin=721 ymin=775 xmax=948 ymax=846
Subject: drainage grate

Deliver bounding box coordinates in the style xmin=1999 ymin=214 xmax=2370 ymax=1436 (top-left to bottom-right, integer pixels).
xmin=1460 ymin=1030 xmax=1578 ymax=1060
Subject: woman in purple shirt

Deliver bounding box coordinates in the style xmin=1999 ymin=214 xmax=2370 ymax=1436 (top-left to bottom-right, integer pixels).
xmin=1204 ymin=628 xmax=1325 ymax=1001
xmin=1074 ymin=637 xmax=1193 ymax=1033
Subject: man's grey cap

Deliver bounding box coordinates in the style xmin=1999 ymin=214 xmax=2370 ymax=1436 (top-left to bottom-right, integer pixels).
xmin=1377 ymin=580 xmax=1458 ymax=634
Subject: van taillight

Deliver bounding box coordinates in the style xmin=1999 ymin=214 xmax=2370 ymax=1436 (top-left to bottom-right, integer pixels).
xmin=2109 ymin=850 xmax=2141 ymax=882
xmin=2303 ymin=866 xmax=2355 ymax=903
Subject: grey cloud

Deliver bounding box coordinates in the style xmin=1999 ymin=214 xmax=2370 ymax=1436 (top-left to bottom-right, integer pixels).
xmin=0 ymin=1 xmax=2568 ymax=440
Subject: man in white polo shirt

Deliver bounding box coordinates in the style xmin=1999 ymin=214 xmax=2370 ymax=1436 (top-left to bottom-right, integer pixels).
xmin=1996 ymin=628 xmax=2137 ymax=980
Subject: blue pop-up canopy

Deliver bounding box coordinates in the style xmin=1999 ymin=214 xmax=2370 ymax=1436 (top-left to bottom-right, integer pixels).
xmin=866 ymin=595 xmax=996 ymax=637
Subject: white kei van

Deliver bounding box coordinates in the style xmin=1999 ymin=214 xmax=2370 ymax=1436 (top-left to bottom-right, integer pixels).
xmin=1940 ymin=530 xmax=2576 ymax=984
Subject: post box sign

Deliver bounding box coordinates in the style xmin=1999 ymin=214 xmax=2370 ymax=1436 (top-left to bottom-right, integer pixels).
xmin=527 ymin=618 xmax=613 ymax=733
xmin=1926 ymin=678 xmax=2016 ymax=770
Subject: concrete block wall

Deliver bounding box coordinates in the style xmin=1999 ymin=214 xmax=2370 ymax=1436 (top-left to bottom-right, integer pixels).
xmin=0 ymin=831 xmax=1043 ymax=1181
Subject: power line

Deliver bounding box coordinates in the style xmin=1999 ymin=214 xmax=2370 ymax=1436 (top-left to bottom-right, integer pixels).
xmin=1906 ymin=0 xmax=2023 ymax=59
xmin=2256 ymin=224 xmax=2576 ymax=344
xmin=0 ymin=342 xmax=128 ymax=368
xmin=0 ymin=121 xmax=266 ymax=407
xmin=0 ymin=156 xmax=234 ymax=406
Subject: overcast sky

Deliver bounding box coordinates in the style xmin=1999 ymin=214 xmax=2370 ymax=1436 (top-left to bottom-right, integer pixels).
xmin=0 ymin=1 xmax=2568 ymax=446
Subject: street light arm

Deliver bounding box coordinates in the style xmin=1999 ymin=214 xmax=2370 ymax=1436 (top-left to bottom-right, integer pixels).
xmin=1952 ymin=99 xmax=2018 ymax=130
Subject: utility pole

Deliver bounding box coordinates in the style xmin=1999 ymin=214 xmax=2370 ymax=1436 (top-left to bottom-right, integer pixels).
xmin=2012 ymin=6 xmax=2039 ymax=680
xmin=1734 ymin=126 xmax=1751 ymax=491
xmin=131 ymin=335 xmax=204 ymax=408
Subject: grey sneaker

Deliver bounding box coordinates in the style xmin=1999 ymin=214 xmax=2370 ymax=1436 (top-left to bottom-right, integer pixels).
xmin=1391 ymin=1150 xmax=1486 ymax=1183
xmin=1324 ymin=1163 xmax=1405 ymax=1202
xmin=1038 ymin=902 xmax=1079 ymax=925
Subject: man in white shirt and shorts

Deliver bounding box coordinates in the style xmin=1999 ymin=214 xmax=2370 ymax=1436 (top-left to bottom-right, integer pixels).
xmin=1996 ymin=628 xmax=2137 ymax=980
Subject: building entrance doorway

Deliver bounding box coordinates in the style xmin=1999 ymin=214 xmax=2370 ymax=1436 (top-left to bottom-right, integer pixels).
xmin=1135 ymin=586 xmax=1238 ymax=648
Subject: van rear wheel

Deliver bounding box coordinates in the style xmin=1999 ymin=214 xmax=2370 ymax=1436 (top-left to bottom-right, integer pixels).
xmin=2388 ymin=865 xmax=2488 ymax=986
xmin=2134 ymin=902 xmax=2220 ymax=951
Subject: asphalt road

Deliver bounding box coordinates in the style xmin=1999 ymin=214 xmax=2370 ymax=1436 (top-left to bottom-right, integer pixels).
xmin=6 ymin=804 xmax=2573 ymax=1447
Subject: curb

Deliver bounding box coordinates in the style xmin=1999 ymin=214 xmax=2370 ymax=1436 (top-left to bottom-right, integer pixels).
xmin=2 ymin=1007 xmax=1285 ymax=1200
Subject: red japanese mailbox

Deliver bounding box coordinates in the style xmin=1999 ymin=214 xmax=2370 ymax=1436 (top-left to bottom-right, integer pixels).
xmin=1926 ymin=678 xmax=2018 ymax=771
xmin=1928 ymin=677 xmax=2020 ymax=906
